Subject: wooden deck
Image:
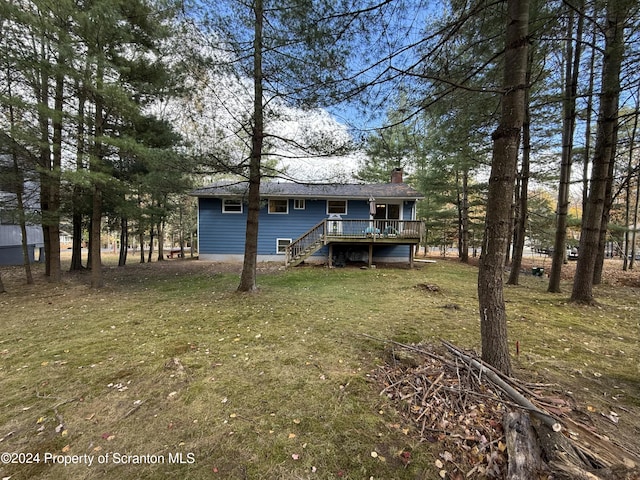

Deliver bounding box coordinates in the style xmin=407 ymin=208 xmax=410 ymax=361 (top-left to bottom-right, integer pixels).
xmin=285 ymin=219 xmax=423 ymax=268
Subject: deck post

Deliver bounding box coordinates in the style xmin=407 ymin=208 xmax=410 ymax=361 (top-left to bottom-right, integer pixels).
xmin=409 ymin=244 xmax=414 ymax=268
xmin=328 ymin=243 xmax=333 ymax=267
xmin=368 ymin=244 xmax=373 ymax=267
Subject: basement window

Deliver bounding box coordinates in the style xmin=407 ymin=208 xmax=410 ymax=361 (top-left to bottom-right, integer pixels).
xmin=277 ymin=238 xmax=291 ymax=254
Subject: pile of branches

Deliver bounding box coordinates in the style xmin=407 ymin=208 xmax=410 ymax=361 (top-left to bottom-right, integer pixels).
xmin=369 ymin=336 xmax=640 ymax=480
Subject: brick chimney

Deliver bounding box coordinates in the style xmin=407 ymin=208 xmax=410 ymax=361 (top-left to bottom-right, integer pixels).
xmin=391 ymin=167 xmax=403 ymax=183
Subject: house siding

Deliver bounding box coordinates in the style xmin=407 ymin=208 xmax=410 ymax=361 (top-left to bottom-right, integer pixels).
xmin=199 ymin=198 xmax=369 ymax=257
xmin=198 ymin=195 xmax=418 ymax=263
xmin=198 ymin=198 xmax=246 ymax=255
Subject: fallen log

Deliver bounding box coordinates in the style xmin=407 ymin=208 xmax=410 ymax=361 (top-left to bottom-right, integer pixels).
xmin=504 ymin=411 xmax=546 ymax=480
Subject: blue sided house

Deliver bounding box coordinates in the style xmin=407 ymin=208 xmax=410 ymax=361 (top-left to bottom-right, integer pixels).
xmin=191 ymin=169 xmax=425 ymax=267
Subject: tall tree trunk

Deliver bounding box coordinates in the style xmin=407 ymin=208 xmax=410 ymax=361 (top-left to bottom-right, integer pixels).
xmin=138 ymin=192 xmax=145 ymax=263
xmin=87 ymin=218 xmax=93 ymax=270
xmin=48 ymin=61 xmax=64 ymax=282
xmin=70 ymin=205 xmax=84 ymax=270
xmin=90 ymin=61 xmax=105 ymax=289
xmin=70 ymin=78 xmax=87 ymax=272
xmin=593 ymin=145 xmax=618 ymax=284
xmin=549 ymin=4 xmax=583 ymax=292
xmin=179 ymin=203 xmax=186 ymax=259
xmin=507 ymin=77 xmax=531 ymax=286
xmin=456 ymin=169 xmax=463 ymax=258
xmin=90 ymin=185 xmax=103 ymax=288
xmin=139 ymin=231 xmax=145 ymax=263
xmin=630 ymin=113 xmax=640 ymax=269
xmin=630 ymin=164 xmax=640 ymax=270
xmin=148 ymin=225 xmax=155 ymax=263
xmin=460 ymin=169 xmax=470 ymax=264
xmin=571 ymin=0 xmax=629 ymax=303
xmin=119 ymin=217 xmax=128 ymax=266
xmin=622 ymin=108 xmax=637 ymax=270
xmin=478 ymin=0 xmax=529 ymax=375
xmin=49 ymin=62 xmax=66 ymax=282
xmin=14 ymin=165 xmax=34 ymax=285
xmin=507 ymin=100 xmax=531 ymax=285
xmin=7 ymin=72 xmax=34 ymax=285
xmin=238 ymin=0 xmax=264 ymax=293
xmin=582 ymin=20 xmax=597 ymax=216
xmin=37 ymin=41 xmax=52 ymax=278
xmin=157 ymin=220 xmax=165 ymax=262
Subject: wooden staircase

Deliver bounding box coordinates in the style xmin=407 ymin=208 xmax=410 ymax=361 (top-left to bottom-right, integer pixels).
xmin=285 ymin=220 xmax=326 ymax=267
xmin=285 ymin=218 xmax=424 ymax=268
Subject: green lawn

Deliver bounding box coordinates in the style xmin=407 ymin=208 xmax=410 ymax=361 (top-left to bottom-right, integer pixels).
xmin=0 ymin=259 xmax=638 ymax=479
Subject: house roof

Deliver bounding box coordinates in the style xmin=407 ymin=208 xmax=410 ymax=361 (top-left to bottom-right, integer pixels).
xmin=191 ymin=180 xmax=424 ymax=201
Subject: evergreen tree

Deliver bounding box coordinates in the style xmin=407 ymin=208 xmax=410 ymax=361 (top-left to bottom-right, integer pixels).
xmin=191 ymin=0 xmax=364 ymax=292
xmin=1 ymin=0 xmax=183 ymax=286
xmin=571 ymin=0 xmax=633 ymax=303
xmin=477 ymin=0 xmax=529 ymax=375
xmin=548 ymin=0 xmax=586 ymax=292
xmin=358 ymin=92 xmax=419 ymax=183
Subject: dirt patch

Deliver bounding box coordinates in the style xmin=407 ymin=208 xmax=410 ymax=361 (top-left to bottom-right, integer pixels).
xmin=0 ymin=257 xmax=285 ymax=293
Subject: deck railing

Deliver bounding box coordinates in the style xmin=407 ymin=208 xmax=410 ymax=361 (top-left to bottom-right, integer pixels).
xmin=286 ymin=219 xmax=423 ymax=266
xmin=326 ymin=219 xmax=423 ymax=239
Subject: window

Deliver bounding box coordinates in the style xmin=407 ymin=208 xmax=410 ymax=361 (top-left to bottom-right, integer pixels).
xmin=222 ymin=199 xmax=243 ymax=213
xmin=268 ymin=198 xmax=289 ymax=214
xmin=293 ymin=199 xmax=305 ymax=210
xmin=277 ymin=238 xmax=291 ymax=254
xmin=327 ymin=200 xmax=347 ymax=215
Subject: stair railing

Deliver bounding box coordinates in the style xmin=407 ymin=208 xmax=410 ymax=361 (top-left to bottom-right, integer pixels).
xmin=286 ymin=220 xmax=326 ymax=265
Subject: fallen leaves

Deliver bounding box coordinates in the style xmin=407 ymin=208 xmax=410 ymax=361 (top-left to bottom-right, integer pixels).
xmin=167 ymin=391 xmax=178 ymax=400
xmin=106 ymin=381 xmax=130 ymax=392
xmin=602 ymin=411 xmax=619 ymax=424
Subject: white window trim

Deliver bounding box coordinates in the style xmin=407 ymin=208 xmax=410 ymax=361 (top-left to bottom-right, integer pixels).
xmin=276 ymin=238 xmax=292 ymax=254
xmin=222 ymin=199 xmax=243 ymax=213
xmin=268 ymin=198 xmax=289 ymax=214
xmin=293 ymin=199 xmax=306 ymax=210
xmin=326 ymin=200 xmax=347 ymax=215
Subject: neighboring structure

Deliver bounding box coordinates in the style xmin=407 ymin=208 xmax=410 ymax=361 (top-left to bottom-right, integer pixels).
xmin=0 ymin=154 xmax=43 ymax=266
xmin=191 ymin=169 xmax=424 ymax=267
xmin=0 ymin=224 xmax=43 ymax=265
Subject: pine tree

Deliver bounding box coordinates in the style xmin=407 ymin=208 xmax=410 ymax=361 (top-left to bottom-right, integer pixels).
xmin=477 ymin=0 xmax=529 ymax=375
xmin=192 ymin=0 xmax=364 ymax=291
xmin=571 ymin=0 xmax=633 ymax=303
